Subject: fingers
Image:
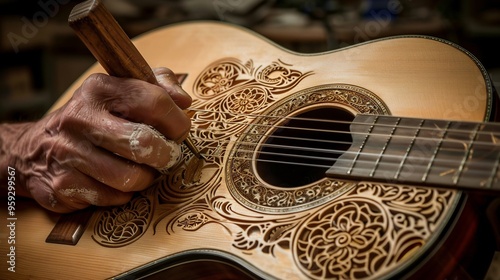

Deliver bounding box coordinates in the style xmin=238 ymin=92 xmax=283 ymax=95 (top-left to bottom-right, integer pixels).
xmin=79 ymin=73 xmax=191 ymax=143
xmin=65 ymin=138 xmax=157 ymax=192
xmin=153 ymin=67 xmax=192 ymax=109
xmin=24 ymin=67 xmax=193 ymax=213
xmin=27 ymin=117 xmax=160 ymax=213
xmin=80 ymin=114 xmax=182 ymax=171
xmin=40 ymin=127 xmax=159 ymax=191
xmin=29 ymin=170 xmax=134 ymax=213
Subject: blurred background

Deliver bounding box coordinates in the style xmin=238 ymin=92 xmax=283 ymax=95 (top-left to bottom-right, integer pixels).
xmin=1 ymin=0 xmax=500 ymax=278
xmin=0 ymin=0 xmax=499 ymax=122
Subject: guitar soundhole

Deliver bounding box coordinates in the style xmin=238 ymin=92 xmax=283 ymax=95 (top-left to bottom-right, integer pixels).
xmin=256 ymin=107 xmax=354 ymax=188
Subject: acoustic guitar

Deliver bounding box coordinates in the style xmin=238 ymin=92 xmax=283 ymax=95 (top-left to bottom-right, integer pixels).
xmin=2 ymin=15 xmax=499 ymax=280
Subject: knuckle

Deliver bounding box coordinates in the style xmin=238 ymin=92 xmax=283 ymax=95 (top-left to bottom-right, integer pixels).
xmin=109 ymin=81 xmax=149 ymax=118
xmin=79 ymin=73 xmax=107 ymax=100
xmin=154 ymin=67 xmax=175 ymax=78
xmin=155 ymin=68 xmax=179 ymax=90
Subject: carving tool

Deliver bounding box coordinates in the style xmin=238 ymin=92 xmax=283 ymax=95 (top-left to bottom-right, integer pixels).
xmin=68 ymin=0 xmax=202 ymax=159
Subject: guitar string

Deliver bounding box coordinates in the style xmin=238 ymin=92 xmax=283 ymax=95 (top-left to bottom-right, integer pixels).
xmin=251 ymin=155 xmax=497 ymax=178
xmin=188 ymin=108 xmax=500 ymax=142
xmin=188 ymin=132 xmax=499 ymax=173
xmin=184 ymin=110 xmax=499 ymax=179
xmin=192 ymin=145 xmax=498 ymax=185
xmin=192 ymin=126 xmax=497 ymax=161
xmin=194 ymin=148 xmax=498 ymax=185
xmin=188 ymin=117 xmax=500 ymax=149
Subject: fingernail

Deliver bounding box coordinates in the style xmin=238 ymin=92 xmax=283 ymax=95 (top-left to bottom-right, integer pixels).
xmin=156 ymin=72 xmax=171 ymax=85
xmin=174 ymin=84 xmax=190 ymax=98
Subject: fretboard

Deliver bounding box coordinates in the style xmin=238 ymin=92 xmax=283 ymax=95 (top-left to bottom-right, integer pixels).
xmin=326 ymin=114 xmax=500 ymax=192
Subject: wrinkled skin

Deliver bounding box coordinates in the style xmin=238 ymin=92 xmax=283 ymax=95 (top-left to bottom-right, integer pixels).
xmin=0 ymin=67 xmax=192 ymax=213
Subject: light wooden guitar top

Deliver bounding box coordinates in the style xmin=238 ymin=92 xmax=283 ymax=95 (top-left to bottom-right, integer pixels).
xmin=1 ymin=21 xmax=494 ymax=279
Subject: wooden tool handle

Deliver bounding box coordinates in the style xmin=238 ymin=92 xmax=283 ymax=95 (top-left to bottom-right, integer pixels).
xmin=68 ymin=0 xmax=157 ymax=84
xmin=68 ymin=0 xmax=202 ymax=159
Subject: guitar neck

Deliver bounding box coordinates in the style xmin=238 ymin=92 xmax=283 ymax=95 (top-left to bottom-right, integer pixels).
xmin=327 ymin=114 xmax=500 ymax=192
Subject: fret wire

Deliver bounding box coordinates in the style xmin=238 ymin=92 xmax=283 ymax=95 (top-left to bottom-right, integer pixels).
xmin=421 ymin=121 xmax=451 ymax=182
xmin=229 ymin=145 xmax=498 ymax=170
xmin=221 ymin=152 xmax=498 ymax=180
xmin=452 ymin=123 xmax=480 ymax=185
xmin=194 ymin=125 xmax=498 ymax=154
xmin=395 ymin=119 xmax=423 ymax=180
xmin=191 ymin=128 xmax=497 ymax=169
xmin=189 ymin=113 xmax=499 ymax=188
xmin=192 ymin=132 xmax=496 ymax=169
xmin=347 ymin=116 xmax=378 ymax=175
xmin=253 ymin=150 xmax=340 ymax=162
xmin=370 ymin=117 xmax=400 ymax=177
xmin=486 ymin=149 xmax=500 ymax=189
xmin=245 ymin=157 xmax=331 ymax=169
xmin=191 ymin=119 xmax=500 ymax=149
xmin=190 ymin=108 xmax=500 ymax=140
xmin=213 ymin=144 xmax=500 ymax=191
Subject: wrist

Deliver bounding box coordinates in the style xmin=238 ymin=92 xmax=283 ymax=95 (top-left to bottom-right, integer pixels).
xmin=0 ymin=122 xmax=35 ymax=198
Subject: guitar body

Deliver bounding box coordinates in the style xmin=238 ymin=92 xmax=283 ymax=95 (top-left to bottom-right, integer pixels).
xmin=2 ymin=22 xmax=497 ymax=279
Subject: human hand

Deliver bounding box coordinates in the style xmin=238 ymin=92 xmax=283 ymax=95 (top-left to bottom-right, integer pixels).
xmin=1 ymin=67 xmax=192 ymax=213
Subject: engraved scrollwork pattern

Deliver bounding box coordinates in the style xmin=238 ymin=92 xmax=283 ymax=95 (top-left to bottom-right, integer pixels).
xmin=295 ymin=197 xmax=390 ymax=279
xmin=189 ymin=58 xmax=313 ymax=147
xmin=226 ymin=84 xmax=390 ymax=213
xmin=193 ymin=59 xmax=250 ymax=97
xmin=293 ymin=183 xmax=454 ymax=279
xmin=90 ymin=57 xmax=460 ymax=280
xmin=92 ymin=58 xmax=312 ymax=247
xmin=92 ymin=196 xmax=153 ymax=248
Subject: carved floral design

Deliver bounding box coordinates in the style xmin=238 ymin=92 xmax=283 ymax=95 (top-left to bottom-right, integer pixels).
xmin=90 ymin=57 xmax=460 ymax=280
xmin=177 ymin=212 xmax=209 ymax=231
xmin=92 ymin=196 xmax=152 ymax=248
xmin=295 ymin=197 xmax=389 ymax=279
xmin=226 ymin=84 xmax=390 ymax=212
xmin=222 ymin=86 xmax=269 ymax=114
xmin=193 ymin=60 xmax=249 ymax=97
xmin=193 ymin=58 xmax=311 ymax=99
xmin=293 ymin=183 xmax=453 ymax=279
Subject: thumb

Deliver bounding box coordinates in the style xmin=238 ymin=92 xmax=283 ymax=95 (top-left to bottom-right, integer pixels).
xmin=154 ymin=67 xmax=192 ymax=109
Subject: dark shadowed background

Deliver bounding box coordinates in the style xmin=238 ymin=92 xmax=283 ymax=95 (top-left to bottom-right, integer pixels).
xmin=1 ymin=0 xmax=500 ymax=278
xmin=1 ymin=0 xmax=499 ymax=122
